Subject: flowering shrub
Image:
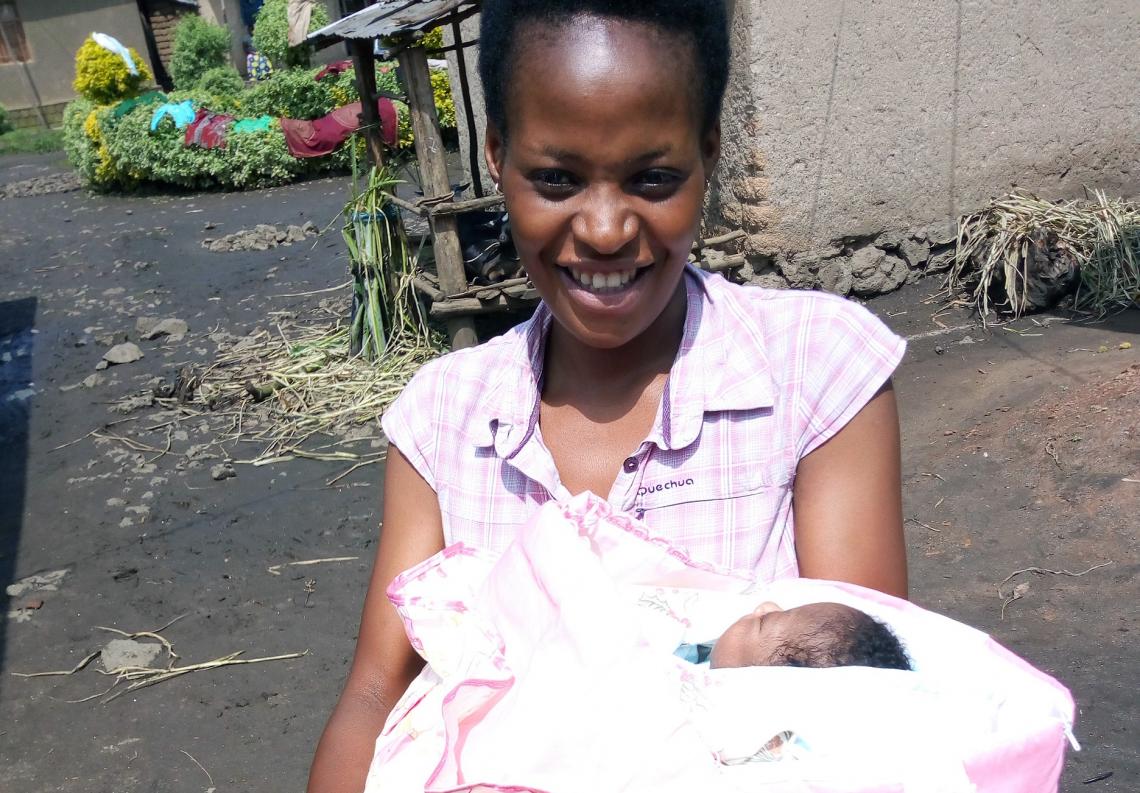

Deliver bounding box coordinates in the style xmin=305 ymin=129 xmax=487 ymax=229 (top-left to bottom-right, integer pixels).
xmin=73 ymin=37 xmax=152 ymax=104
xmin=170 ymin=15 xmax=231 ymax=90
xmin=430 ymin=69 xmax=456 ymax=130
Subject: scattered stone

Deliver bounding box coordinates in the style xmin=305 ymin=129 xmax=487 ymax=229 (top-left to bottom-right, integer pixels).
xmin=106 ymin=497 xmax=126 ymax=507
xmin=103 ymin=342 xmax=143 ymax=366
xmin=102 ymin=287 xmax=126 ymax=296
xmin=899 ymin=236 xmax=932 ymax=269
xmin=6 ymin=569 xmax=70 ymax=598
xmin=817 ymin=258 xmax=854 ymax=296
xmin=101 ymin=638 xmax=163 ymax=671
xmin=82 ymin=373 xmax=105 ymax=388
xmin=141 ymin=318 xmax=188 ymax=340
xmin=204 ymin=223 xmax=318 ymax=252
xmin=95 ymin=360 xmax=109 ymax=371
xmin=935 ymin=345 xmax=946 ymax=355
xmin=958 ymin=335 xmax=977 ymax=345
xmin=135 ymin=317 xmax=160 ymax=337
xmin=850 ymin=247 xmax=908 ymax=296
xmin=211 ymin=462 xmax=236 ymax=481
xmin=112 ymin=393 xmax=155 ymax=414
xmin=0 ymin=172 xmax=83 ymax=200
xmin=94 ymin=332 xmax=126 ymax=347
xmin=1120 ymin=342 xmax=1133 ymax=350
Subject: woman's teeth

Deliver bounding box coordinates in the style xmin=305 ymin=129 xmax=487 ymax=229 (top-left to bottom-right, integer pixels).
xmin=567 ymin=267 xmax=638 ymax=292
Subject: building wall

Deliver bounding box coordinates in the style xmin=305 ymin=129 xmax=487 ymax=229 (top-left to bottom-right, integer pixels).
xmin=0 ymin=0 xmax=150 ymax=111
xmin=714 ymin=0 xmax=1140 ymax=277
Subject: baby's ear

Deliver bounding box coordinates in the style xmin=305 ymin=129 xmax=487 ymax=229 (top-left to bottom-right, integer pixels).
xmin=753 ymin=601 xmax=782 ymax=616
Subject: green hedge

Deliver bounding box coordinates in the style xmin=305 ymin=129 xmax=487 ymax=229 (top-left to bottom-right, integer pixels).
xmin=61 ymin=62 xmax=454 ymax=192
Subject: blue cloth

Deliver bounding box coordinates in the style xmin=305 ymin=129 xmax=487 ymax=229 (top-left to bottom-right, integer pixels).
xmin=674 ymin=642 xmax=714 ymax=665
xmin=150 ymin=101 xmax=197 ymax=131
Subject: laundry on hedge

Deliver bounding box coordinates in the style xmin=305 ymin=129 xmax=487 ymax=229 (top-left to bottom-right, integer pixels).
xmin=92 ymin=32 xmax=139 ymax=75
xmin=185 ymin=109 xmax=236 ymax=149
xmin=113 ymin=91 xmax=164 ymax=119
xmin=280 ymin=98 xmax=397 ymax=158
xmin=150 ymin=100 xmax=197 ymax=131
xmin=231 ymin=115 xmax=275 ymax=134
xmin=315 ymin=59 xmax=353 ymax=81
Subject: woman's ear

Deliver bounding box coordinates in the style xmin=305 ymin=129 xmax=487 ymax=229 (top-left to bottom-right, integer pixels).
xmin=485 ymin=120 xmax=505 ymax=188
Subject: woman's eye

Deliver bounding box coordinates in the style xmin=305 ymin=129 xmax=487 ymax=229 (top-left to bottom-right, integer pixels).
xmin=632 ymin=170 xmax=682 ymax=196
xmin=531 ymin=169 xmax=578 ymax=192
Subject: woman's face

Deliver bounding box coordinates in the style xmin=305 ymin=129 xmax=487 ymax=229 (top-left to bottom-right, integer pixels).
xmin=486 ymin=17 xmax=720 ymax=350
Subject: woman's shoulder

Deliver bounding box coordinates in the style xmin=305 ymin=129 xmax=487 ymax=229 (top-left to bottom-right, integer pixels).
xmin=702 ymin=275 xmax=903 ymax=358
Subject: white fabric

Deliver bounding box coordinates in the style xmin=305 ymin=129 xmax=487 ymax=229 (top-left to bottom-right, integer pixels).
xmin=365 ymin=495 xmax=1076 ymax=793
xmin=91 ymin=32 xmax=137 ymax=76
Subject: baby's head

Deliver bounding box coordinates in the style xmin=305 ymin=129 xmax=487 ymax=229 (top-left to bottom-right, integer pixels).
xmin=709 ymin=602 xmax=911 ymax=671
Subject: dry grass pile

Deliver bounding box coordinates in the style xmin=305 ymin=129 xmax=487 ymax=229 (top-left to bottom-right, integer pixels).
xmin=945 ymin=190 xmax=1140 ymax=320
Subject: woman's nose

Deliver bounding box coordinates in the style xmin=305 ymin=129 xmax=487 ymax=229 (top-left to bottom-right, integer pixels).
xmin=570 ymin=187 xmax=639 ymax=255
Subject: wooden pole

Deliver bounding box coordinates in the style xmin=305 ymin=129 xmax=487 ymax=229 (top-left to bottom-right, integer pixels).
xmin=349 ymin=39 xmax=385 ymax=168
xmin=398 ymin=44 xmax=478 ymax=350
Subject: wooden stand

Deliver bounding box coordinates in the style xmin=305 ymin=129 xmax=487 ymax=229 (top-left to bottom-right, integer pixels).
xmin=398 ymin=45 xmax=478 ymax=350
xmin=349 ymin=39 xmax=387 ymax=168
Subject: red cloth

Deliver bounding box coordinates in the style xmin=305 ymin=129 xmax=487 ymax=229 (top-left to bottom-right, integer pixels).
xmin=314 ymin=59 xmax=353 ymax=81
xmin=184 ymin=108 xmax=236 ymax=149
xmin=280 ymin=99 xmax=398 ymax=158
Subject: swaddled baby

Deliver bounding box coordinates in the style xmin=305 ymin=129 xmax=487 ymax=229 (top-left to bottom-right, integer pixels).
xmin=677 ymin=601 xmax=911 ymax=671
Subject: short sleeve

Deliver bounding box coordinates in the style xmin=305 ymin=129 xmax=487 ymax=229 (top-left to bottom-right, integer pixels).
xmin=381 ymin=364 xmax=441 ymax=490
xmin=795 ymin=297 xmax=906 ymax=459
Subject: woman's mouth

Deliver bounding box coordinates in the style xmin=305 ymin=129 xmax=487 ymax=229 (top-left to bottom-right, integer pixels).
xmin=560 ymin=265 xmax=649 ymax=295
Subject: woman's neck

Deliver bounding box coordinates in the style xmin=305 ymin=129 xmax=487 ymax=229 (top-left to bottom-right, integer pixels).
xmin=543 ymin=278 xmax=688 ymax=400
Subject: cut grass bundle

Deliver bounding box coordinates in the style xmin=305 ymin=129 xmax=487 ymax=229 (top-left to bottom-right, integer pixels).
xmin=945 ymin=190 xmax=1140 ymax=320
xmin=343 ymin=164 xmax=431 ymax=360
xmin=171 ymin=295 xmax=441 ymax=470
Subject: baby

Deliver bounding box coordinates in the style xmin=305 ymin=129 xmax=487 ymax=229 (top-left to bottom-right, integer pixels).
xmin=677 ymin=601 xmax=911 ymax=671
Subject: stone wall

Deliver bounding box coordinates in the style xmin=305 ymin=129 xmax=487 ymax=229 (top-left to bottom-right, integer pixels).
xmin=711 ymin=0 xmax=1140 ymax=295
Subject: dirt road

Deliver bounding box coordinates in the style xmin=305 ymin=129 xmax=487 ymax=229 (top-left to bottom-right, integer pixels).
xmin=1 ymin=153 xmax=1135 ymax=791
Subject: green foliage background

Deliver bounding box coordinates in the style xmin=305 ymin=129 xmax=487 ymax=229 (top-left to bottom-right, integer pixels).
xmin=252 ymin=0 xmax=330 ymax=69
xmin=170 ymin=16 xmax=231 ymax=90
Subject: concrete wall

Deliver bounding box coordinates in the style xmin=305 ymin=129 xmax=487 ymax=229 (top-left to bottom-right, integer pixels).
xmin=714 ymin=0 xmax=1140 ymax=290
xmin=0 ymin=0 xmax=149 ymax=111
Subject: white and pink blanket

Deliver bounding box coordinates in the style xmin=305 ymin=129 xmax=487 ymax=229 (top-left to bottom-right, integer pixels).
xmin=364 ymin=494 xmax=1075 ymax=793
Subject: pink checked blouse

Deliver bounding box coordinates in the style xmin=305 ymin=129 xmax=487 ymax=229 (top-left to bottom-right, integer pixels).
xmin=381 ymin=265 xmax=906 ymax=581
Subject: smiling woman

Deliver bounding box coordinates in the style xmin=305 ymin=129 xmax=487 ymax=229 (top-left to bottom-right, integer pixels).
xmin=308 ymin=2 xmax=907 ymax=791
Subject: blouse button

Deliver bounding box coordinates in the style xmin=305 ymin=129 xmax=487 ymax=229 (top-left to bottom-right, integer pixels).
xmin=623 ymin=456 xmax=638 ymax=473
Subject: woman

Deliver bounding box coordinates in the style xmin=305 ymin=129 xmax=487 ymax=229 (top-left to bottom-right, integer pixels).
xmin=308 ymin=1 xmax=906 ymax=790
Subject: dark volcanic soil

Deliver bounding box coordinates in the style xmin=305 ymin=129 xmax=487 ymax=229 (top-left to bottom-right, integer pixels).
xmin=1 ymin=153 xmax=1136 ymax=792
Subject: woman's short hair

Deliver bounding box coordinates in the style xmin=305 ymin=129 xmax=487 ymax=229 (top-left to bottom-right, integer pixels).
xmin=478 ymin=0 xmax=730 ymax=138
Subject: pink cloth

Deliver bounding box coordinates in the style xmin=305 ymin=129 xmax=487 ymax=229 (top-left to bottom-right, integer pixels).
xmin=366 ymin=494 xmax=1076 ymax=793
xmin=381 ymin=266 xmax=907 ymax=578
xmin=279 ymin=99 xmax=397 ymax=158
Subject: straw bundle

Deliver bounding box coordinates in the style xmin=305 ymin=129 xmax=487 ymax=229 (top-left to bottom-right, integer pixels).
xmin=945 ymin=190 xmax=1140 ymax=320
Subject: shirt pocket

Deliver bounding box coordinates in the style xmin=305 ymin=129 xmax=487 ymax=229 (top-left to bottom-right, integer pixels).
xmin=634 ymin=470 xmax=793 ymax=575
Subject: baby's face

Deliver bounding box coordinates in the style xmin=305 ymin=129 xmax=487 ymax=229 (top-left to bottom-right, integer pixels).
xmin=708 ymin=601 xmax=858 ymax=669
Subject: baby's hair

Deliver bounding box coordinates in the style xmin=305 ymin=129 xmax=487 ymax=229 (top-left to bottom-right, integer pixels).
xmin=771 ymin=609 xmax=912 ymax=671
xmin=478 ymin=0 xmax=730 ymax=138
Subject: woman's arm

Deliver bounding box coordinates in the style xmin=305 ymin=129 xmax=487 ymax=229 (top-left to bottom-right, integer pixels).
xmin=792 ymin=380 xmax=908 ymax=598
xmin=307 ymin=447 xmax=445 ymax=793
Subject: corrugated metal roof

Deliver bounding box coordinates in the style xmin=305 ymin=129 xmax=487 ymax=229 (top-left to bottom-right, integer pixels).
xmin=308 ymin=0 xmax=478 ymax=43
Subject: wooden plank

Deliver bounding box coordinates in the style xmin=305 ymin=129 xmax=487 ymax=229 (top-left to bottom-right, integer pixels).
xmin=349 ymin=40 xmax=386 ymax=168
xmin=427 ymin=194 xmax=505 ymax=216
xmin=399 ymin=44 xmax=478 ymax=349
